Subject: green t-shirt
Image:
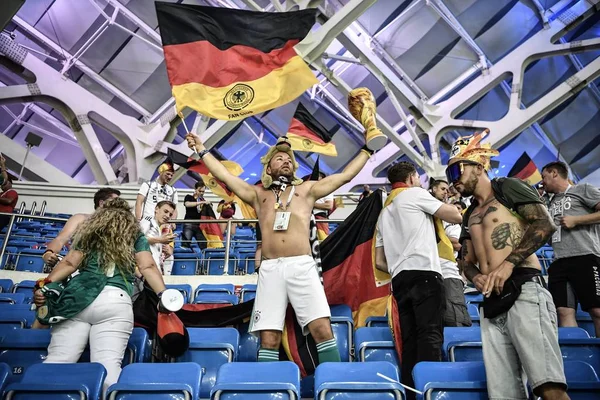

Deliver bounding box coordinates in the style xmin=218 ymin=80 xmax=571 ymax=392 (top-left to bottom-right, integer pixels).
xmin=74 ymin=233 xmax=151 ymax=296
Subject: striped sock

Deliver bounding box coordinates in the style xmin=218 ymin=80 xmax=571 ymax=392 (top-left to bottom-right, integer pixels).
xmin=257 ymin=348 xmax=279 ymax=362
xmin=316 ymin=338 xmax=341 ymax=363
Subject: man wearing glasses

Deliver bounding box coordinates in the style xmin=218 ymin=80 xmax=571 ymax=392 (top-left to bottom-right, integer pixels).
xmin=448 ymin=131 xmax=568 ymax=400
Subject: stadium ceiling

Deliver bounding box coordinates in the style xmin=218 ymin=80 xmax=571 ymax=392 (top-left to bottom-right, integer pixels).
xmin=0 ymin=0 xmax=599 ymax=190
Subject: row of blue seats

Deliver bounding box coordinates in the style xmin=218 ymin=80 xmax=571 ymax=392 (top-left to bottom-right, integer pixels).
xmin=0 ymin=283 xmax=258 ymax=306
xmin=0 ymin=360 xmax=407 ymax=400
xmin=0 ymin=358 xmax=598 ymax=399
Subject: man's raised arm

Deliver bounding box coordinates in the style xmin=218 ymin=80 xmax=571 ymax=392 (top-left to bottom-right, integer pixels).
xmin=309 ymin=150 xmax=370 ymax=201
xmin=186 ymin=133 xmax=258 ymax=207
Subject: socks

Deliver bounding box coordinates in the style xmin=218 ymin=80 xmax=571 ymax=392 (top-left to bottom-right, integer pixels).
xmin=257 ymin=348 xmax=279 ymax=362
xmin=316 ymin=338 xmax=341 ymax=363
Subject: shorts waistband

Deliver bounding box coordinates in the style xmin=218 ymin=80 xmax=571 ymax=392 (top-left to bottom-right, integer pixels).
xmin=262 ymin=255 xmax=312 ymax=262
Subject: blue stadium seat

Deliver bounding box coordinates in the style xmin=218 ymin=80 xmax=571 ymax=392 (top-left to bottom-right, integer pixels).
xmin=330 ymin=304 xmax=353 ymax=362
xmin=124 ymin=328 xmax=151 ymax=365
xmin=464 ymin=293 xmax=483 ymax=305
xmin=315 ymin=361 xmax=404 ymax=400
xmin=193 ymin=293 xmax=239 ymax=305
xmin=171 ymin=258 xmax=198 ymax=276
xmin=559 ymin=327 xmax=591 ymax=339
xmin=0 ymin=279 xmax=13 ymax=293
xmin=354 ymin=327 xmax=399 ymax=367
xmin=237 ymin=331 xmax=259 ymax=362
xmin=559 ymin=339 xmax=600 ymax=373
xmin=195 ymin=283 xmax=235 ymax=296
xmin=0 ymin=293 xmax=26 ymax=305
xmin=4 ymin=362 xmax=106 ymax=400
xmin=563 ymin=360 xmax=600 ymax=399
xmin=0 ymin=362 xmax=9 ymax=393
xmin=0 ymin=304 xmax=35 ymax=328
xmin=204 ymin=249 xmax=236 ymax=275
xmin=106 ymin=362 xmax=202 ymax=400
xmin=443 ymin=327 xmax=481 ymax=361
xmin=211 ymin=361 xmax=300 ymax=400
xmin=242 ymin=253 xmax=256 ymax=274
xmin=1 ymin=248 xmax=18 ymax=269
xmin=576 ymin=306 xmax=596 ymax=338
xmin=366 ymin=316 xmax=388 ymax=328
xmin=15 ymin=249 xmax=46 ymax=273
xmin=176 ymin=327 xmax=239 ymax=398
xmin=240 ymin=284 xmax=257 ymax=302
xmin=413 ymin=361 xmax=488 ymax=399
xmin=166 ymin=284 xmax=193 ymax=303
xmin=467 ymin=303 xmax=479 ymax=318
xmin=0 ymin=328 xmax=51 ymax=384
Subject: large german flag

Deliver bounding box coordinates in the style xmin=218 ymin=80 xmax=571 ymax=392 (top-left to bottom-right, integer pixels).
xmin=167 ymin=148 xmax=240 ymax=202
xmin=156 ymin=2 xmax=319 ymax=120
xmin=199 ymin=204 xmax=224 ymax=249
xmin=287 ymin=103 xmax=337 ymax=156
xmin=508 ymin=152 xmax=542 ymax=185
xmin=283 ymin=190 xmax=393 ymax=376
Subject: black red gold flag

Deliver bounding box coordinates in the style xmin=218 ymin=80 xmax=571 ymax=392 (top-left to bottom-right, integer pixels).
xmin=283 ymin=190 xmax=393 ymax=376
xmin=167 ymin=148 xmax=241 ymax=201
xmin=508 ymin=152 xmax=542 ymax=185
xmin=156 ymin=2 xmax=319 ymax=120
xmin=287 ymin=103 xmax=337 ymax=156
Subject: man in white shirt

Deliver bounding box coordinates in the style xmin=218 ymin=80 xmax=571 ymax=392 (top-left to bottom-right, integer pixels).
xmin=375 ymin=162 xmax=462 ymax=398
xmin=140 ymin=201 xmax=177 ymax=275
xmin=430 ymin=180 xmax=471 ymax=327
xmin=136 ymin=163 xmax=179 ymax=223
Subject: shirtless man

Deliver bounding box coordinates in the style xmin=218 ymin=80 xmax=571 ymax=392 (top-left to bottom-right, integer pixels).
xmin=447 ymin=132 xmax=568 ymax=400
xmin=42 ymin=188 xmax=121 ymax=267
xmin=186 ymin=133 xmax=371 ymax=364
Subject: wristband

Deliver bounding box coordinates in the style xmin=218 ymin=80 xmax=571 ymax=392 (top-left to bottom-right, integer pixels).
xmin=34 ymin=277 xmax=52 ymax=292
xmin=198 ymin=149 xmax=209 ymax=159
xmin=360 ymin=145 xmax=374 ymax=157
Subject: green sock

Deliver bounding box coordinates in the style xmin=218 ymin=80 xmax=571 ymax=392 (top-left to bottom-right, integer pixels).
xmin=316 ymin=338 xmax=341 ymax=363
xmin=257 ymin=347 xmax=279 ymax=362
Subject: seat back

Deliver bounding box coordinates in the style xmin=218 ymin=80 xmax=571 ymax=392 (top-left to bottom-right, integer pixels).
xmin=212 ymin=361 xmax=300 ymax=400
xmin=443 ymin=327 xmax=481 ymax=361
xmin=560 ymin=339 xmax=600 ymax=373
xmin=366 ymin=316 xmax=388 ymax=328
xmin=0 ymin=279 xmax=13 ymax=293
xmin=464 ymin=293 xmax=483 ymax=305
xmin=330 ymin=304 xmax=353 ymax=362
xmin=176 ymin=327 xmax=239 ymax=398
xmin=563 ymin=360 xmax=599 ymax=382
xmin=238 ymin=331 xmax=259 ymax=362
xmin=354 ymin=327 xmax=399 ymax=367
xmin=195 ymin=283 xmax=235 ymax=296
xmin=193 ymin=293 xmax=239 ymax=305
xmin=171 ymin=258 xmax=198 ymax=276
xmin=4 ymin=362 xmax=106 ymax=400
xmin=315 ymin=361 xmax=403 ymax=400
xmin=107 ymin=362 xmax=202 ymax=400
xmin=15 ymin=249 xmax=46 ymax=273
xmin=413 ymin=361 xmax=488 ymax=400
xmin=0 ymin=293 xmax=26 ymax=305
xmin=0 ymin=329 xmax=52 ymax=384
xmin=240 ymin=284 xmax=257 ymax=302
xmin=0 ymin=304 xmax=36 ymax=328
xmin=558 ymin=327 xmax=591 ymax=339
xmin=166 ymin=284 xmax=193 ymax=303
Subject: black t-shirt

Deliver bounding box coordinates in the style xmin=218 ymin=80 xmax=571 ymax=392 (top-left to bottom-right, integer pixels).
xmin=459 ymin=178 xmax=543 ymax=244
xmin=184 ymin=194 xmax=202 ymax=220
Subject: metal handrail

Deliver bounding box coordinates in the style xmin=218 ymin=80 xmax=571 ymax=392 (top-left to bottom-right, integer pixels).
xmin=40 ymin=201 xmax=47 ymax=217
xmin=16 ymin=202 xmax=26 ymax=223
xmin=29 ymin=201 xmax=37 ymax=220
xmin=0 ymin=212 xmax=344 ymax=276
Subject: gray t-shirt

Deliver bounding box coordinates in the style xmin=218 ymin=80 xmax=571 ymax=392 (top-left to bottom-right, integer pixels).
xmin=548 ymin=184 xmax=600 ymax=259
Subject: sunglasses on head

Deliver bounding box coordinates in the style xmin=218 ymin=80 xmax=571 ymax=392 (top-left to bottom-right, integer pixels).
xmin=445 ymin=161 xmax=480 ymax=184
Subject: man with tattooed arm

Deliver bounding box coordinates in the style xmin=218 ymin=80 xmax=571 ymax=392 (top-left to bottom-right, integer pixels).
xmin=446 ymin=131 xmax=568 ymax=400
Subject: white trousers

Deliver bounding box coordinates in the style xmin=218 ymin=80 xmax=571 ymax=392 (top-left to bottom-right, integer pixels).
xmin=44 ymin=286 xmax=133 ymax=396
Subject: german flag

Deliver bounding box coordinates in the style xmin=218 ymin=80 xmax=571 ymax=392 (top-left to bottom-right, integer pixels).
xmin=283 ymin=190 xmax=393 ymax=376
xmin=287 ymin=103 xmax=337 ymax=156
xmin=156 ymin=2 xmax=319 ymax=120
xmin=199 ymin=204 xmax=224 ymax=249
xmin=508 ymin=152 xmax=542 ymax=185
xmin=167 ymin=148 xmax=240 ymax=202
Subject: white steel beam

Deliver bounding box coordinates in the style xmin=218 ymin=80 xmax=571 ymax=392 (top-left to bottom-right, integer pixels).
xmin=11 ymin=15 xmax=152 ymax=117
xmin=427 ymin=0 xmax=600 ymax=160
xmin=0 ymin=133 xmax=78 ymax=184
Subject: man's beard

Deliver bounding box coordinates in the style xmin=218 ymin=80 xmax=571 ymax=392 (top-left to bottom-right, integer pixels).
xmin=459 ymin=174 xmax=478 ymax=197
xmin=272 ymin=169 xmax=293 ymax=181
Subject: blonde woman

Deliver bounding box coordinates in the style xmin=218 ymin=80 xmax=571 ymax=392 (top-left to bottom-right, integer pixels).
xmin=33 ymin=198 xmax=167 ymax=393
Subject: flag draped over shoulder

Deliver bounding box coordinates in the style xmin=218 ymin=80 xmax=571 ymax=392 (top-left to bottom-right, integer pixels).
xmin=167 ymin=148 xmax=240 ymax=202
xmin=287 ymin=103 xmax=337 ymax=156
xmin=508 ymin=152 xmax=542 ymax=185
xmin=283 ymin=190 xmax=393 ymax=376
xmin=155 ymin=2 xmax=319 ymax=120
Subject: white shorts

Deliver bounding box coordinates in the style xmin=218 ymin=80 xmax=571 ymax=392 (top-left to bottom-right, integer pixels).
xmin=249 ymin=255 xmax=331 ymax=335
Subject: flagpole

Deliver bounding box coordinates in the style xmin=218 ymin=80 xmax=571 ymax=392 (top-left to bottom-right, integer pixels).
xmin=179 ymin=112 xmax=200 ymax=161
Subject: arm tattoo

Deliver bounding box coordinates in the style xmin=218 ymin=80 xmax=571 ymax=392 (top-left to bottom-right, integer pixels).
xmin=505 ymin=203 xmax=557 ymax=266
